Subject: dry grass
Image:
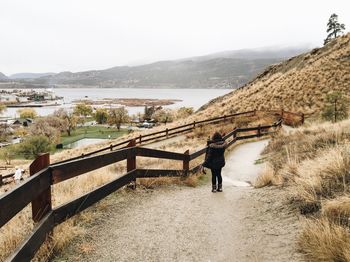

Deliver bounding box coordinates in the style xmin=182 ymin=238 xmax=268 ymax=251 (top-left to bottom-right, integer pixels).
xmin=299 ymin=218 xmax=350 ymax=262
xmin=0 ymin=112 xmax=277 ymax=261
xmin=257 ymin=115 xmax=350 ymax=261
xmin=198 ymin=33 xmax=350 ymax=117
xmin=323 ymin=196 xmax=350 ymax=226
xmin=254 ymin=164 xmax=282 ymax=188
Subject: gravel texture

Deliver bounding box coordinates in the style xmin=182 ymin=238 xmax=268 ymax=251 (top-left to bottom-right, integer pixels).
xmin=54 ymin=140 xmax=302 ymax=262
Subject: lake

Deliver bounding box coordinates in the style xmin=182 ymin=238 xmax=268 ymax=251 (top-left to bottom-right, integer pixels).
xmin=1 ymin=88 xmax=233 ymax=118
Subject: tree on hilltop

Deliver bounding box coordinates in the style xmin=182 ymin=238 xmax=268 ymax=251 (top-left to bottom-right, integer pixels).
xmin=324 ymin=13 xmax=346 ymax=45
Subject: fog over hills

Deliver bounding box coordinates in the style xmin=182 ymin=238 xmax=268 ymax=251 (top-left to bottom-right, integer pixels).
xmin=9 ymin=72 xmax=55 ymax=79
xmin=199 ymin=33 xmax=350 ymax=115
xmin=2 ymin=46 xmax=310 ymax=89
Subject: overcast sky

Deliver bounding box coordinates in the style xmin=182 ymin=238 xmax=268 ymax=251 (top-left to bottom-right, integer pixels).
xmin=1 ymin=0 xmax=349 ymax=75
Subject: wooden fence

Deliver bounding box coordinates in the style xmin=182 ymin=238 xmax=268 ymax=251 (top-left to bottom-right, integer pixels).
xmin=0 ymin=109 xmax=302 ymax=261
xmin=0 ymin=173 xmax=14 ymax=186
xmin=53 ymin=109 xmax=303 ymax=165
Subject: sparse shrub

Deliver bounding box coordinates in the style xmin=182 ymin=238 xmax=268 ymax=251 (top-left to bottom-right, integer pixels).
xmin=254 ymin=164 xmax=281 ymax=188
xmin=153 ymin=109 xmax=174 ymax=125
xmin=17 ymin=108 xmax=37 ymax=119
xmin=176 ymin=107 xmax=194 ymax=119
xmin=0 ymin=147 xmax=14 ymax=165
xmin=16 ymin=136 xmax=52 ymax=159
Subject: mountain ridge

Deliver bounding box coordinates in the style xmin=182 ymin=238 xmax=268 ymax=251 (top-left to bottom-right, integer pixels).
xmin=2 ymin=46 xmax=310 ymax=89
xmin=198 ymin=33 xmax=350 ymax=116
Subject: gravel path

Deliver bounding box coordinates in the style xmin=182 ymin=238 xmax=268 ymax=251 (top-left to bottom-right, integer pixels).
xmin=56 ymin=140 xmax=302 ymax=262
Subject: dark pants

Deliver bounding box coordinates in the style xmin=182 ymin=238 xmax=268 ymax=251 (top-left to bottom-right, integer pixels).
xmin=211 ymin=168 xmax=222 ymax=186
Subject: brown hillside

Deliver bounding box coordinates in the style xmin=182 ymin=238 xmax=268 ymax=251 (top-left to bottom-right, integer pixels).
xmin=199 ymin=33 xmax=350 ymax=117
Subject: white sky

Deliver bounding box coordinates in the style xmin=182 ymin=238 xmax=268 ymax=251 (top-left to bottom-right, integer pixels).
xmin=1 ymin=0 xmax=349 ymax=75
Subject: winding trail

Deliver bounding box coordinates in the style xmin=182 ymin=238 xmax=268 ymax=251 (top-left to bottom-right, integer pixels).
xmin=59 ymin=140 xmax=302 ymax=262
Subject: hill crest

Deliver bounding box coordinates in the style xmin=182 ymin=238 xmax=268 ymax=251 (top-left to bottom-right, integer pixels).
xmin=199 ymin=33 xmax=350 ymax=116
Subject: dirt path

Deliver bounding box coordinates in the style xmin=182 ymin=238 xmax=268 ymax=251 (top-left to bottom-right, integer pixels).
xmin=57 ymin=140 xmax=302 ymax=262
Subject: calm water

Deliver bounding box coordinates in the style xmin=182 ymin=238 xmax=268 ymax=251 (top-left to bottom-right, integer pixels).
xmin=1 ymin=88 xmax=232 ymax=118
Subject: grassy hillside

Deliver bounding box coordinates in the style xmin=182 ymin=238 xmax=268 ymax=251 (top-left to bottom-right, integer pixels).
xmin=199 ymin=33 xmax=350 ymax=116
xmin=256 ymin=119 xmax=350 ymax=261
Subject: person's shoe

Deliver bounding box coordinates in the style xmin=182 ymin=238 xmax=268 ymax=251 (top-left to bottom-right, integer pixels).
xmin=217 ymin=184 xmax=223 ymax=192
xmin=212 ymin=185 xmax=217 ymax=193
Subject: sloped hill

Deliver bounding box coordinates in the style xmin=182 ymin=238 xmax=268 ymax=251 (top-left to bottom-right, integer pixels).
xmin=199 ymin=33 xmax=350 ymax=116
xmin=32 ymin=47 xmax=307 ymax=89
xmin=9 ymin=72 xmax=55 ymax=79
xmin=0 ymin=72 xmax=8 ymax=80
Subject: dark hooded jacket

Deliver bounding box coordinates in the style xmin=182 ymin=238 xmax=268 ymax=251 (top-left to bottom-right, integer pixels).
xmin=203 ymin=139 xmax=227 ymax=169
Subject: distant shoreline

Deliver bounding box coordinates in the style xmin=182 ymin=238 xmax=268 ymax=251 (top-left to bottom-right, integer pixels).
xmin=0 ymin=85 xmax=234 ymax=90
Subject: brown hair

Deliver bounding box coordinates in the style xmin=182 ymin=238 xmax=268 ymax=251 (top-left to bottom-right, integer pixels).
xmin=212 ymin=131 xmax=223 ymax=141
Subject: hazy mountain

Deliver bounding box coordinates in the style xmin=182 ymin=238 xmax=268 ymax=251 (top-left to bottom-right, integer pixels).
xmin=199 ymin=33 xmax=350 ymax=115
xmin=6 ymin=46 xmax=311 ymax=89
xmin=182 ymin=46 xmax=311 ymax=61
xmin=9 ymin=72 xmax=55 ymax=79
xmin=0 ymin=72 xmax=8 ymax=80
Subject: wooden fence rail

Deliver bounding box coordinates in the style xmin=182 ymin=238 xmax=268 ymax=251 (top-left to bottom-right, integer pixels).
xmin=52 ymin=110 xmax=257 ymax=165
xmin=0 ymin=109 xmax=296 ymax=261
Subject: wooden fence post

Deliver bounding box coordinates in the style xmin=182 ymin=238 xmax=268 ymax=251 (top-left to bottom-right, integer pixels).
xmin=183 ymin=150 xmax=189 ymax=176
xmin=30 ymin=153 xmax=51 ymax=223
xmin=233 ymin=128 xmax=237 ymax=140
xmin=139 ymin=135 xmax=142 ymax=144
xmin=0 ymin=175 xmax=2 ymax=186
xmin=193 ymin=121 xmax=196 ymax=128
xmin=301 ymin=113 xmax=305 ymax=125
xmin=127 ymin=139 xmax=136 ymax=189
xmin=166 ymin=128 xmax=169 ymax=138
xmin=110 ymin=144 xmax=113 ymax=151
xmin=257 ymin=124 xmax=261 ymax=137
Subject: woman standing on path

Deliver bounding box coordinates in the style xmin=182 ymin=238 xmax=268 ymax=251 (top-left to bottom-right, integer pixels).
xmin=203 ymin=132 xmax=227 ymax=193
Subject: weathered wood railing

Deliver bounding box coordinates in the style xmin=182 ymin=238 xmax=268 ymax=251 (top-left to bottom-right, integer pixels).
xmin=53 ymin=110 xmax=257 ymax=164
xmin=0 ymin=173 xmax=14 ymax=186
xmin=53 ymin=109 xmax=303 ymax=165
xmin=0 ymin=108 xmax=304 ymax=261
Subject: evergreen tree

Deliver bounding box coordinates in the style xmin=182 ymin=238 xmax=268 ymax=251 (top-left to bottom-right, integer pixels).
xmin=324 ymin=14 xmax=345 ymax=45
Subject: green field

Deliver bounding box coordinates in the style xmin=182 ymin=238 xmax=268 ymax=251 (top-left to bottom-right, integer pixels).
xmin=61 ymin=126 xmax=128 ymax=146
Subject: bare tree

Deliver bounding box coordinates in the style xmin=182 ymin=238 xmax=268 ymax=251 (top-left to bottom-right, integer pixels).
xmin=54 ymin=108 xmax=78 ymax=136
xmin=108 ymin=107 xmax=129 ymax=130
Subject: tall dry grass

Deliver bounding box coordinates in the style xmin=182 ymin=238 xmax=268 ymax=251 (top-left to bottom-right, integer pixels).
xmin=255 ymin=117 xmax=350 ymax=261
